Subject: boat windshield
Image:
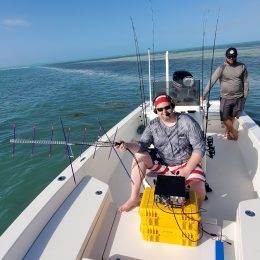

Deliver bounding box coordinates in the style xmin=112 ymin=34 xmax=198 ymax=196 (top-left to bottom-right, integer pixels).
xmin=153 ymin=79 xmax=200 ymax=106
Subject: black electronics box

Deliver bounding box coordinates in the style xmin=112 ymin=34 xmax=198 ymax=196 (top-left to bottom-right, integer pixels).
xmin=154 ymin=175 xmax=186 ymax=197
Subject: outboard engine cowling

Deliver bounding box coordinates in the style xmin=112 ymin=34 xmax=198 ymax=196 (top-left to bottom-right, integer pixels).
xmin=172 ymin=71 xmax=194 ymax=87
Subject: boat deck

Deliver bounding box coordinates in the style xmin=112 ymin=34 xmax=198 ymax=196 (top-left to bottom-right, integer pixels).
xmin=203 ymin=132 xmax=257 ymax=223
xmin=1 ymin=105 xmax=259 ymax=260
xmin=204 ymin=113 xmax=257 ymax=223
xmin=99 ymin=113 xmax=257 ymax=260
xmin=102 ymin=209 xmax=233 ymax=260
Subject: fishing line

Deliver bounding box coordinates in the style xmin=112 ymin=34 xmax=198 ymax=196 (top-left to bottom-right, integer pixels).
xmin=204 ymin=10 xmax=220 ymax=139
xmin=130 ymin=16 xmax=148 ymax=127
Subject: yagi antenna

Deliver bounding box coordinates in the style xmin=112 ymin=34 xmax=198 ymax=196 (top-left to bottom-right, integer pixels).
xmin=9 ymin=120 xmax=138 ymax=187
xmin=10 ymin=139 xmax=118 ymax=147
xmin=10 ymin=123 xmax=121 ymax=158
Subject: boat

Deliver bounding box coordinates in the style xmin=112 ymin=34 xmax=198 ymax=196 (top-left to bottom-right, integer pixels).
xmin=0 ymin=51 xmax=260 ymax=260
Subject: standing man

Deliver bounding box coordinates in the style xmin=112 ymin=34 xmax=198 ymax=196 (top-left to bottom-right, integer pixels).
xmin=203 ymin=47 xmax=249 ymax=140
xmin=116 ymin=94 xmax=206 ymax=212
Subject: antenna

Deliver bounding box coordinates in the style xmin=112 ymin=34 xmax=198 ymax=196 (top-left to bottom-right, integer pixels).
xmin=10 ymin=123 xmax=122 ymax=156
xmin=148 ymin=48 xmax=153 ymax=110
xmin=60 ymin=116 xmax=76 ymax=184
xmin=165 ymin=51 xmax=170 ymax=95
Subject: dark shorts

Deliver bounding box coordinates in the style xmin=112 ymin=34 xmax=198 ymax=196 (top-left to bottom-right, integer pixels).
xmin=220 ymin=97 xmax=246 ymax=121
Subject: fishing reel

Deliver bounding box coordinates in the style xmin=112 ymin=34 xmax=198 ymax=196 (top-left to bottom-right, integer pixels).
xmin=206 ymin=136 xmax=215 ymax=158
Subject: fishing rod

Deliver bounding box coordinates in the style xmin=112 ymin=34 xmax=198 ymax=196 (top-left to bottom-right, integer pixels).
xmin=201 ymin=10 xmax=209 ymax=104
xmin=204 ymin=10 xmax=220 ymax=139
xmin=148 ymin=0 xmax=156 ymax=83
xmin=130 ymin=16 xmax=148 ymax=127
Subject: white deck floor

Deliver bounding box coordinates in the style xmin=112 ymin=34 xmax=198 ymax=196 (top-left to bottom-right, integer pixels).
xmin=203 ymin=132 xmax=257 ymax=223
xmin=204 ymin=114 xmax=257 ymax=223
xmin=103 ymin=209 xmax=229 ymax=260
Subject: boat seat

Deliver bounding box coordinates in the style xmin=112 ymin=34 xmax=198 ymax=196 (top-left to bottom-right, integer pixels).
xmin=24 ymin=176 xmax=109 ymax=260
xmin=236 ymin=199 xmax=260 ymax=260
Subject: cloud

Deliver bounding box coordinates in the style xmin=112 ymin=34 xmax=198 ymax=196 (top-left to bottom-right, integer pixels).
xmin=1 ymin=18 xmax=29 ymax=27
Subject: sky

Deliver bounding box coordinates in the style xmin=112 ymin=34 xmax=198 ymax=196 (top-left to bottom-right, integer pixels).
xmin=0 ymin=0 xmax=260 ymax=68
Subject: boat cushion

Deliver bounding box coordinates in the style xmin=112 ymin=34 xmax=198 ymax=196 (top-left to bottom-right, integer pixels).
xmin=237 ymin=199 xmax=260 ymax=260
xmin=24 ymin=176 xmax=109 ymax=260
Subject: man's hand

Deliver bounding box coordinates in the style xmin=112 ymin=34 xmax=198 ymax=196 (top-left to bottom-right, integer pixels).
xmin=176 ymin=167 xmax=191 ymax=179
xmin=115 ymin=141 xmax=127 ymax=151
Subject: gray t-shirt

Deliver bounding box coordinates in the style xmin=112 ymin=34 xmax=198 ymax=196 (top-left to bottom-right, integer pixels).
xmin=203 ymin=61 xmax=249 ymax=99
xmin=139 ymin=113 xmax=205 ymax=165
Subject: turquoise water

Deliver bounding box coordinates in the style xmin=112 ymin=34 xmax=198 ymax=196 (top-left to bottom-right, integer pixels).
xmin=1 ymin=41 xmax=260 ymax=235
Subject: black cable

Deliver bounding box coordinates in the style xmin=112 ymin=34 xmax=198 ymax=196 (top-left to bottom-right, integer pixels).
xmin=154 ymin=200 xmax=233 ymax=245
xmin=171 ymin=205 xmax=204 ymax=243
xmin=97 ymin=120 xmax=134 ymax=184
xmin=154 ymin=201 xmax=203 ymax=243
xmin=155 ymin=201 xmax=206 ymax=215
xmin=126 ymin=147 xmax=146 ymax=189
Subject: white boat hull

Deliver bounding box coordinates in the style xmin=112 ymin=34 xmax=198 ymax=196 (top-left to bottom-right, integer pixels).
xmin=1 ymin=101 xmax=260 ymax=260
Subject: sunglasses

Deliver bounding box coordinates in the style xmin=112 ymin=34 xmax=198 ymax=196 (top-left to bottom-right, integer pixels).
xmin=156 ymin=105 xmax=172 ymax=112
xmin=227 ymin=56 xmax=236 ymax=59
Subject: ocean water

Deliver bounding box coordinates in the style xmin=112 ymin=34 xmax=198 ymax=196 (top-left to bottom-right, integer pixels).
xmin=0 ymin=41 xmax=260 ymax=235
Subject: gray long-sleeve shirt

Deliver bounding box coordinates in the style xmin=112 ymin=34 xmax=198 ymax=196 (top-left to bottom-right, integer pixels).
xmin=203 ymin=61 xmax=249 ymax=99
xmin=139 ymin=113 xmax=205 ymax=165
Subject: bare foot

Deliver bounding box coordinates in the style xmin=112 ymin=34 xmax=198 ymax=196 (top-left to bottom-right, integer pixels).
xmin=225 ymin=129 xmax=230 ymax=137
xmin=226 ymin=131 xmax=234 ymax=140
xmin=229 ymin=129 xmax=238 ymax=140
xmin=118 ymin=198 xmax=140 ymax=213
xmin=225 ymin=130 xmax=231 ymax=139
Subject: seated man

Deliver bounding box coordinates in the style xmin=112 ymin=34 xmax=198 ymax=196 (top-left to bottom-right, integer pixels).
xmin=116 ymin=94 xmax=206 ymax=212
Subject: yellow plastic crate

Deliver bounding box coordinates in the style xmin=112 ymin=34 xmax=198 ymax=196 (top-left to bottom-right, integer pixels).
xmin=139 ymin=188 xmax=200 ymax=226
xmin=139 ymin=187 xmax=201 ymax=246
xmin=140 ymin=215 xmax=200 ymax=230
xmin=140 ymin=225 xmax=199 ymax=247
